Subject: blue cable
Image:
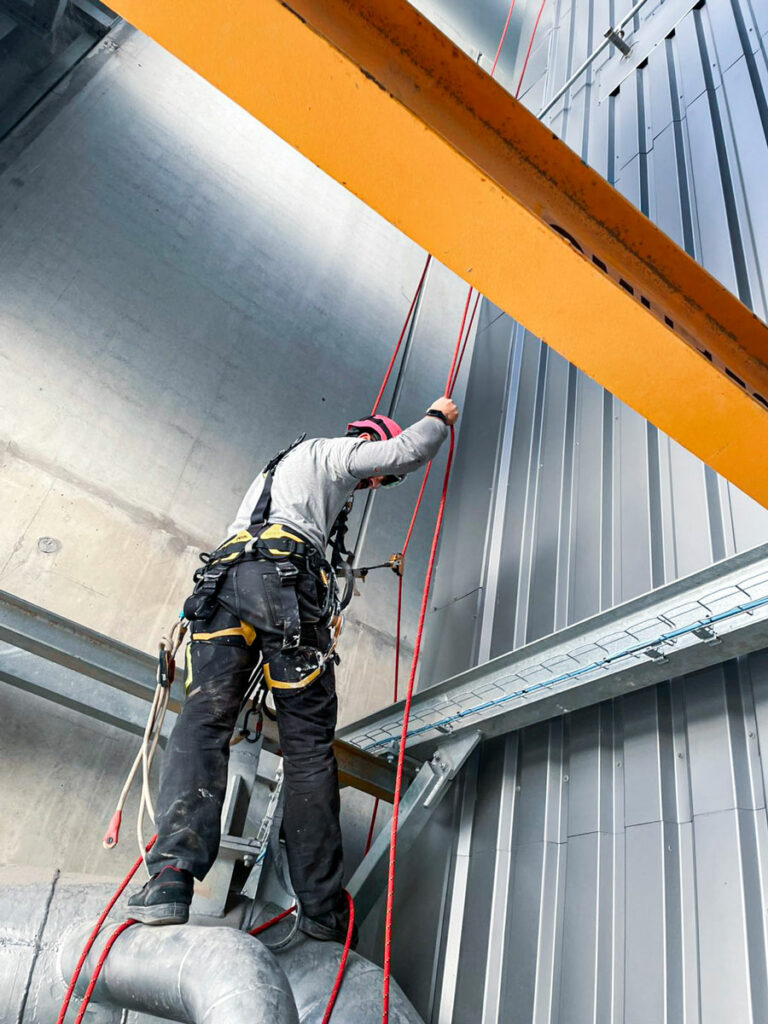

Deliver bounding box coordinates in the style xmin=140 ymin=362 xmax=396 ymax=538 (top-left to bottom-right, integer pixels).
xmin=364 ymin=592 xmax=768 ymax=750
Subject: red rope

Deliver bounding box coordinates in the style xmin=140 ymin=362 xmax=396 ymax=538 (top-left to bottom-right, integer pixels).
xmin=56 ymin=835 xmax=156 ymax=1024
xmin=378 ymin=7 xmax=543 ymax=1012
xmin=443 ymin=288 xmax=473 ymax=403
xmin=371 ymin=255 xmax=432 ymax=416
xmin=72 ymin=919 xmax=138 ymax=1024
xmin=381 ymin=329 xmax=465 ymax=1019
xmin=448 ymin=291 xmax=481 ymax=397
xmin=381 ymin=427 xmax=456 ymax=1022
xmin=360 ymin=464 xmax=428 ymax=856
xmin=320 ymin=891 xmax=355 ymax=1024
xmin=515 ymin=0 xmax=548 ymax=98
xmin=364 ymin=471 xmax=428 ymax=855
xmin=248 ymin=904 xmax=297 ymax=936
xmin=490 ymin=0 xmax=517 ymax=75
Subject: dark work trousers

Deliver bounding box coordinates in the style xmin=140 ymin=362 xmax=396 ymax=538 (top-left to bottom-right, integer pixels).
xmin=147 ymin=558 xmax=344 ymax=918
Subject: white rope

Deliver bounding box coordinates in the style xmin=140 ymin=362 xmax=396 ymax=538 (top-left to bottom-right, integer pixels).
xmin=103 ymin=618 xmax=187 ymax=872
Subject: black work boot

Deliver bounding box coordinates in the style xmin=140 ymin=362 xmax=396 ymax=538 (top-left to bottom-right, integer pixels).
xmin=127 ymin=865 xmax=193 ymax=925
xmin=299 ymin=896 xmax=358 ymax=948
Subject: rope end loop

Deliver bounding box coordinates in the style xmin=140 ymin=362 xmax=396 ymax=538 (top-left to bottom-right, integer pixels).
xmin=102 ymin=809 xmax=122 ymax=850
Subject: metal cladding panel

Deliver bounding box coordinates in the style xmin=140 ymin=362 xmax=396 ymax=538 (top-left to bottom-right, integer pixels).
xmin=370 ymin=656 xmax=768 ymax=1022
xmin=422 ymin=0 xmax=768 ymax=684
xmin=386 ymin=0 xmax=768 ymax=1019
xmin=420 ymin=303 xmax=514 ymax=687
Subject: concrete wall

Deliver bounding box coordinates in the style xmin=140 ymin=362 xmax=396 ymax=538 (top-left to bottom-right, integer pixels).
xmin=0 ymin=22 xmax=469 ymax=876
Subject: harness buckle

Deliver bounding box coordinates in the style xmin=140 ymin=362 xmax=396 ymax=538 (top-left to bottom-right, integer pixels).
xmin=197 ymin=569 xmax=224 ymax=593
xmin=274 ymin=560 xmax=300 ymax=586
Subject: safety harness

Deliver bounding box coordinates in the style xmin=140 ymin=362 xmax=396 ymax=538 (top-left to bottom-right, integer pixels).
xmin=182 ymin=434 xmax=346 ymax=691
xmin=184 ymin=434 xmax=303 ymax=613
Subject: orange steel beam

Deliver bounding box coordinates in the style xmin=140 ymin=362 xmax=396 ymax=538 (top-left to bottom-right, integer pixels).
xmin=110 ymin=0 xmax=768 ymax=505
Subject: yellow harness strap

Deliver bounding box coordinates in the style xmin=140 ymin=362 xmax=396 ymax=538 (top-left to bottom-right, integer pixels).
xmin=193 ymin=620 xmax=258 ymax=646
xmin=263 ymin=661 xmax=323 ymax=691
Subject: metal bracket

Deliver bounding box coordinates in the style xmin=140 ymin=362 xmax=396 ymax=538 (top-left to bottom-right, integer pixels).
xmin=241 ymin=767 xmax=285 ymax=899
xmin=693 ymin=624 xmax=721 ymax=645
xmin=191 ymin=739 xmax=266 ymax=916
xmin=644 ymin=647 xmax=668 ymax=663
xmin=347 ymin=731 xmax=481 ymax=924
xmin=604 ymin=27 xmax=632 ymax=56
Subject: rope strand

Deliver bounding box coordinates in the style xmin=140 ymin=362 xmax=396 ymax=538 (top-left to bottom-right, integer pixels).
xmin=72 ymin=920 xmax=138 ymax=1024
xmin=321 ymin=892 xmax=355 ymax=1024
xmin=378 ymin=4 xmax=539 ymax=1015
xmin=515 ymin=0 xmax=548 ymax=99
xmin=248 ymin=904 xmax=297 ymax=936
xmin=371 ymin=255 xmax=432 ymax=416
xmin=381 ymin=429 xmax=456 ymax=1021
xmin=56 ymin=837 xmax=156 ymax=1024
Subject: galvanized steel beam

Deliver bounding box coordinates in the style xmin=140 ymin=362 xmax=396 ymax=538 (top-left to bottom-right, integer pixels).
xmin=0 ymin=588 xmax=169 ymax=705
xmin=0 ymin=589 xmax=408 ymax=801
xmin=0 ymin=654 xmax=161 ymax=740
xmin=347 ymin=731 xmax=480 ymax=923
xmin=341 ymin=544 xmax=768 ymax=758
xmin=104 ymin=0 xmax=768 ymax=505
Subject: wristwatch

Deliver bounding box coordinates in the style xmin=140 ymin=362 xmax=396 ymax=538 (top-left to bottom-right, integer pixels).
xmin=426 ymin=408 xmax=449 ymax=425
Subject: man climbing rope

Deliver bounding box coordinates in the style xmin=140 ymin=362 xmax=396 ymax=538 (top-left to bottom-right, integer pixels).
xmin=127 ymin=397 xmax=458 ymax=944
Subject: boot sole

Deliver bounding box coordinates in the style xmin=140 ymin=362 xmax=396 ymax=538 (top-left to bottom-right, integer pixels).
xmin=127 ymin=902 xmax=190 ymax=926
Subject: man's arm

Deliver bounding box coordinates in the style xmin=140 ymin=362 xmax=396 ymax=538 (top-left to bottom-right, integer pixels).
xmin=345 ymin=399 xmax=457 ymax=480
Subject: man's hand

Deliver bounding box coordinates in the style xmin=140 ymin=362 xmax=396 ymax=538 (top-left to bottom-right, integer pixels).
xmin=428 ymin=396 xmax=459 ymax=426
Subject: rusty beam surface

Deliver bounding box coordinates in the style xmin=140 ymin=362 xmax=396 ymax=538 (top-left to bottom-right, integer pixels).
xmin=106 ymin=0 xmax=768 ymax=503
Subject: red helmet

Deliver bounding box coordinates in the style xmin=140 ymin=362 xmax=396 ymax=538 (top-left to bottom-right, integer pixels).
xmin=346 ymin=414 xmax=402 ymax=441
xmin=346 ymin=414 xmax=405 ymax=488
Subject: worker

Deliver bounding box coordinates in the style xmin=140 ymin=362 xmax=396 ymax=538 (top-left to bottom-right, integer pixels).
xmin=127 ymin=396 xmax=458 ymax=944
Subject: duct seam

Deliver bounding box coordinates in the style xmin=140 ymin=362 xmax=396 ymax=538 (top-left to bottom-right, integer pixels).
xmin=15 ymin=868 xmax=59 ymax=1024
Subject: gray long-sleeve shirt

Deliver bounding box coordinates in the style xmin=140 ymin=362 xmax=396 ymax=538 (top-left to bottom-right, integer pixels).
xmin=227 ymin=416 xmax=449 ymax=553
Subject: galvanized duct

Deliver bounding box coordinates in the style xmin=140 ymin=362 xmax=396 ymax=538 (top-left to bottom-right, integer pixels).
xmin=0 ymin=874 xmax=425 ymax=1024
xmin=59 ymin=921 xmax=297 ymax=1024
xmin=273 ymin=934 xmax=426 ymax=1023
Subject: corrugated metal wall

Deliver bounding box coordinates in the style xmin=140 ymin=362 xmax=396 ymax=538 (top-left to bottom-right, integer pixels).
xmin=383 ymin=0 xmax=768 ymax=1020
xmin=423 ymin=0 xmax=768 ymax=684
xmin=368 ymin=650 xmax=768 ymax=1023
